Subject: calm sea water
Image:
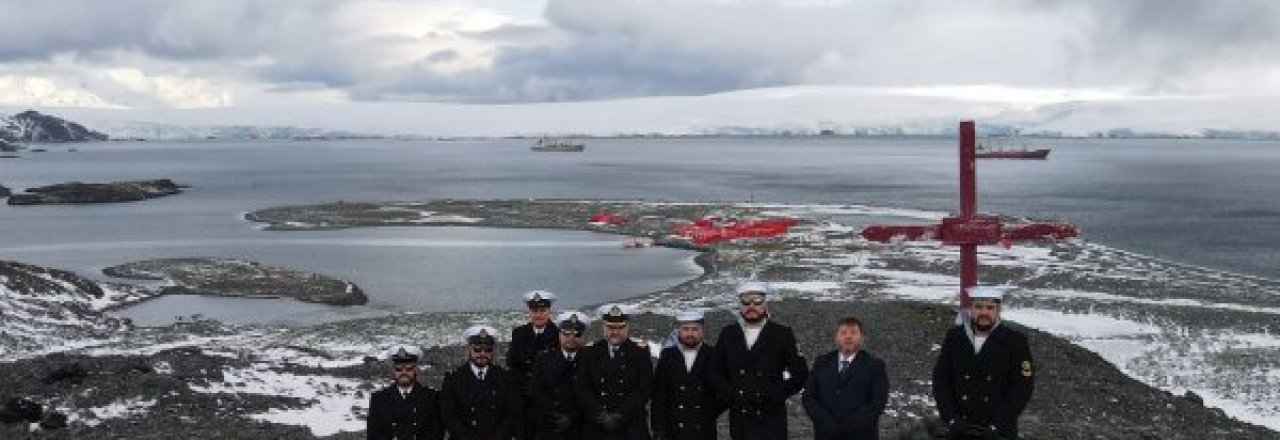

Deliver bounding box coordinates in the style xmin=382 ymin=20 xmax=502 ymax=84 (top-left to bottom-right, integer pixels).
xmin=1 ymin=137 xmax=1276 ymax=324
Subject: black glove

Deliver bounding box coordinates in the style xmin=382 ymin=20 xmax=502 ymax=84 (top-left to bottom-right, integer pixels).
xmin=597 ymin=412 xmax=622 ymax=431
xmin=957 ymin=420 xmax=999 ymax=440
xmin=551 ymin=413 xmax=572 ymax=431
xmin=947 ymin=419 xmax=976 ymax=436
xmin=973 ymin=424 xmax=1001 ymax=440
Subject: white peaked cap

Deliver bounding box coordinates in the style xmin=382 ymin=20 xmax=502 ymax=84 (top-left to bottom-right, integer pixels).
xmin=386 ymin=344 xmax=424 ymax=361
xmin=968 ymin=286 xmax=1008 ymax=301
xmin=556 ymin=310 xmax=591 ymax=324
xmin=675 ymin=309 xmax=706 ymax=323
xmin=736 ymin=281 xmax=771 ymax=296
xmin=463 ymin=325 xmax=500 ymax=344
xmin=522 ymin=290 xmax=558 ymax=303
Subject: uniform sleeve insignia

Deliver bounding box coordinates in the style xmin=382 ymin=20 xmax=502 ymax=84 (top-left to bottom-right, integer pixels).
xmin=1021 ymin=360 xmax=1033 ymax=377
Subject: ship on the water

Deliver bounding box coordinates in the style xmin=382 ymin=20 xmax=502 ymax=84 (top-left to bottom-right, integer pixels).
xmin=976 ymin=133 xmax=1050 ymax=159
xmin=975 ymin=144 xmax=1050 ymax=159
xmin=531 ymin=137 xmax=585 ymax=152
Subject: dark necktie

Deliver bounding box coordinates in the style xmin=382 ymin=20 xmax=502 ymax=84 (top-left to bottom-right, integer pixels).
xmin=839 ymin=360 xmax=850 ymax=374
xmin=477 ymin=369 xmax=485 ymax=381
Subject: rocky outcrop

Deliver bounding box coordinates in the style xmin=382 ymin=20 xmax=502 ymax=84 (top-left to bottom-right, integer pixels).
xmin=1 ymin=110 xmax=107 ymax=143
xmin=102 ymin=257 xmax=368 ymax=306
xmin=7 ymin=179 xmax=183 ymax=205
xmin=0 ymin=260 xmax=133 ymax=357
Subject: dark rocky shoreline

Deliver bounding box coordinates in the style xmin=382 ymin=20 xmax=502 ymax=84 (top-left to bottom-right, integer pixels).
xmin=101 ymin=257 xmax=368 ymax=306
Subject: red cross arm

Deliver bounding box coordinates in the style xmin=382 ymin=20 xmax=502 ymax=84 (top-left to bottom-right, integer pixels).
xmin=860 ymin=218 xmax=1077 ymax=243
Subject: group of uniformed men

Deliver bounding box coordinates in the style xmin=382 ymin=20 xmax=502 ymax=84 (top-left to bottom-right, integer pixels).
xmin=368 ymin=283 xmax=1034 ymax=440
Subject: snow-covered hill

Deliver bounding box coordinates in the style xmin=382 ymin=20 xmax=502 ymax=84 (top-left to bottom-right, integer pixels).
xmin=0 ymin=110 xmax=108 ymax=142
xmin=9 ymin=86 xmax=1280 ymax=139
xmin=0 ymin=261 xmax=146 ymax=358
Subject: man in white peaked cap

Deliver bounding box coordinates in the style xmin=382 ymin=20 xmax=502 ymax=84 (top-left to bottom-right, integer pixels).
xmin=932 ymin=286 xmax=1035 ymax=439
xmin=652 ymin=309 xmax=723 ymax=440
xmin=575 ymin=304 xmax=653 ymax=440
xmin=707 ymin=281 xmax=809 ymax=440
xmin=368 ymin=344 xmax=444 ymax=440
xmin=509 ymin=290 xmax=560 ymax=439
xmin=441 ymin=325 xmax=520 ymax=440
xmin=530 ymin=311 xmax=590 ymax=440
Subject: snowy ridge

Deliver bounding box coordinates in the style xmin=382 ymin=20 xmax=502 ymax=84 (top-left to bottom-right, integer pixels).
xmin=0 ymin=261 xmax=138 ymax=358
xmin=0 ymin=110 xmax=106 ymax=142
xmin=15 ymin=89 xmax=1280 ymax=138
xmin=94 ymin=121 xmax=370 ymax=141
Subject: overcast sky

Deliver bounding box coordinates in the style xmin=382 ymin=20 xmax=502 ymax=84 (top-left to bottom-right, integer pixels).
xmin=2 ymin=0 xmax=1278 ymax=109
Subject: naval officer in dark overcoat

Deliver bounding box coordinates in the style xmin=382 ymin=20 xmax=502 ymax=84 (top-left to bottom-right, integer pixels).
xmin=651 ymin=308 xmax=724 ymax=440
xmin=367 ymin=344 xmax=444 ymax=440
xmin=932 ymin=287 xmax=1035 ymax=440
xmin=707 ymin=282 xmax=810 ymax=440
xmin=508 ymin=290 xmax=560 ymax=439
xmin=530 ymin=311 xmax=590 ymax=440
xmin=441 ymin=325 xmax=520 ymax=440
xmin=575 ymin=304 xmax=654 ymax=440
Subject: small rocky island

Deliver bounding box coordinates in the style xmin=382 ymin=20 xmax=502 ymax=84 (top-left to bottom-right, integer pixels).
xmin=7 ymin=179 xmax=184 ymax=205
xmin=102 ymin=257 xmax=367 ymax=306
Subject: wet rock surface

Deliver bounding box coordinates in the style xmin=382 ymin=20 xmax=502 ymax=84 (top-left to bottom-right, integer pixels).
xmin=102 ymin=257 xmax=368 ymax=306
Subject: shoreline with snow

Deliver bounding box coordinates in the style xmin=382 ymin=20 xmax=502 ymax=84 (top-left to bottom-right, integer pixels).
xmin=1 ymin=199 xmax=1277 ymax=438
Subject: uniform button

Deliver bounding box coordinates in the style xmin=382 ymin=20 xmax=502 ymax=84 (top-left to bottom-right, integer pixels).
xmin=964 ymin=374 xmax=971 ymax=380
xmin=983 ymin=397 xmax=989 ymax=402
xmin=962 ymin=395 xmax=969 ymax=401
xmin=678 ymin=422 xmax=684 ymax=428
xmin=678 ymin=405 xmax=684 ymax=409
xmin=679 ymin=386 xmax=685 ymax=391
xmin=987 ymin=376 xmax=993 ymax=382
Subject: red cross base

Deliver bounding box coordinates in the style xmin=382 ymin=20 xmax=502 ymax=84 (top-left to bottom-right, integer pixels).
xmin=860 ymin=121 xmax=1079 ymax=309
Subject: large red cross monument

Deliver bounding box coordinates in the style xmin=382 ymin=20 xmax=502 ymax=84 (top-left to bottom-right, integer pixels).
xmin=860 ymin=121 xmax=1079 ymax=310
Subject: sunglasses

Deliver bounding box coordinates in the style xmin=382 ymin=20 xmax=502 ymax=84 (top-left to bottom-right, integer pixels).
xmin=471 ymin=346 xmax=494 ymax=353
xmin=740 ymin=298 xmax=765 ymax=306
xmin=393 ymin=365 xmax=417 ymax=372
xmin=604 ymin=324 xmax=627 ymax=330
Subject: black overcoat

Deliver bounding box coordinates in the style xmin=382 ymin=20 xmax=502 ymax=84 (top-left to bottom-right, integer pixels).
xmin=931 ymin=324 xmax=1035 ymax=439
xmin=707 ymin=321 xmax=810 ymax=440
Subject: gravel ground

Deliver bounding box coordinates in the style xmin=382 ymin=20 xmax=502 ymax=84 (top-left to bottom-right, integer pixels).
xmin=2 ymin=299 xmax=1274 ymax=439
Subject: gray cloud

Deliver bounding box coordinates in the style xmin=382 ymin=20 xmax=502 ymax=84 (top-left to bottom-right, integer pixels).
xmin=3 ymin=0 xmax=1280 ymax=105
xmin=0 ymin=0 xmax=345 ymax=62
